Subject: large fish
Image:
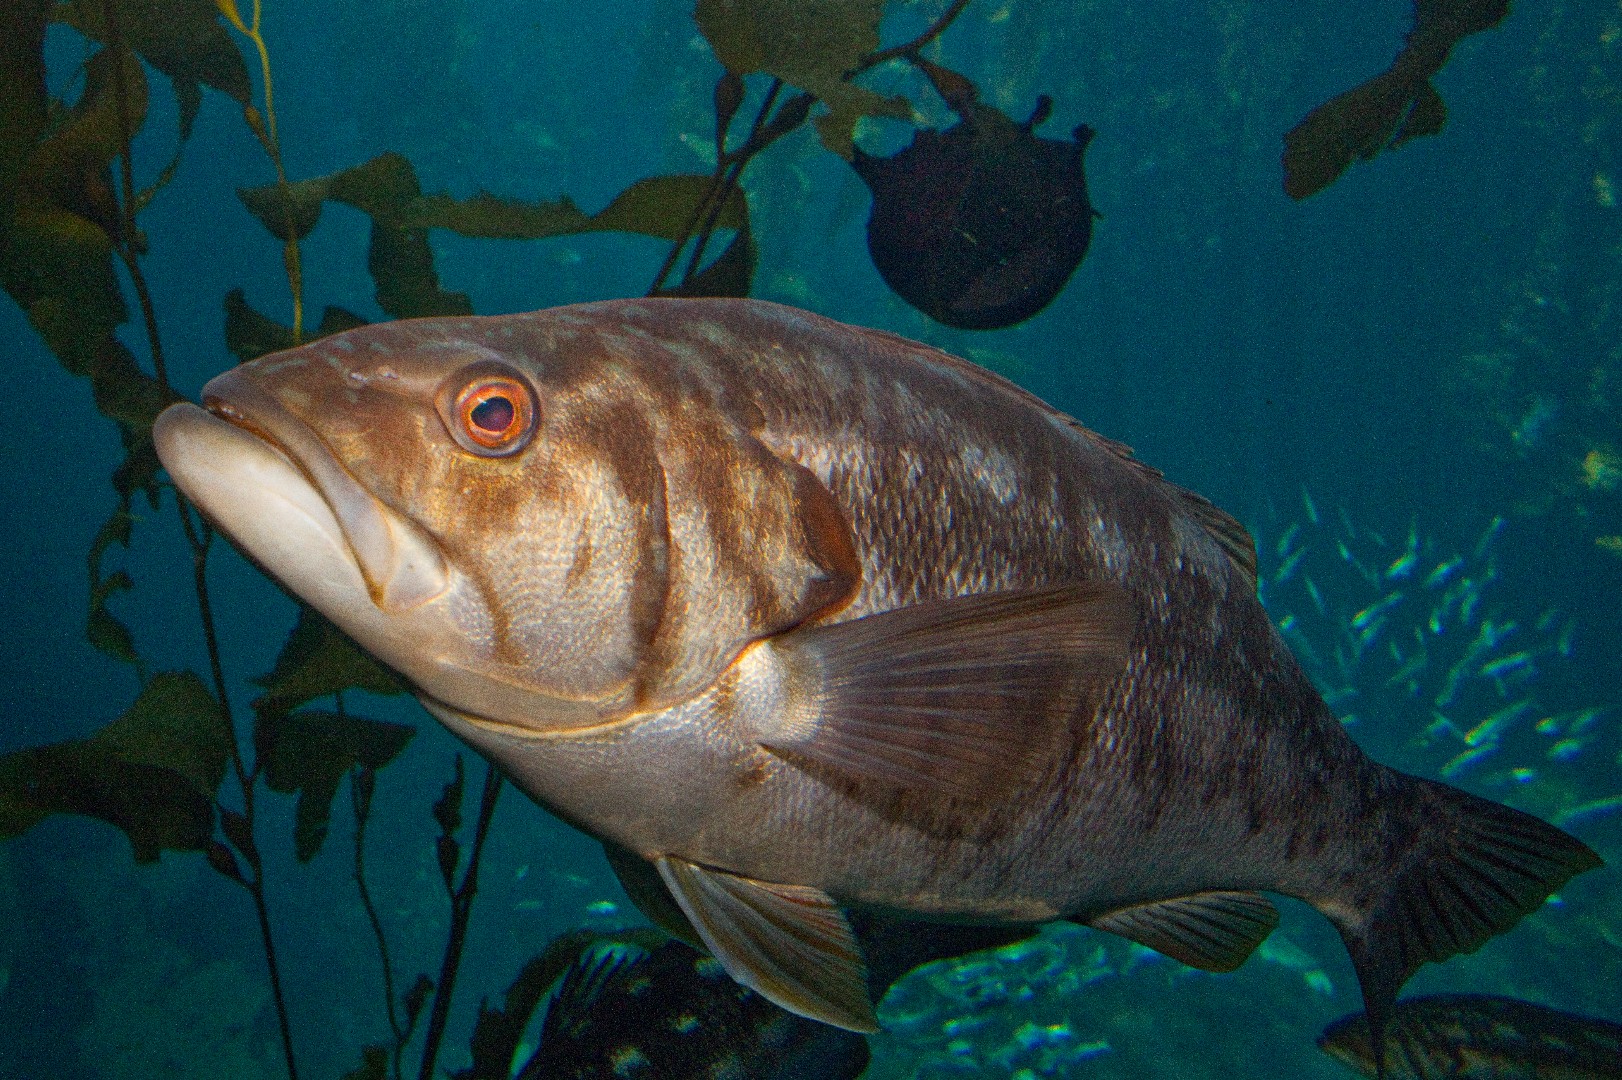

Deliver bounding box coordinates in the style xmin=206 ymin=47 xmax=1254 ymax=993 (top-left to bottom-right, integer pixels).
xmin=152 ymin=298 xmax=1600 ymax=1060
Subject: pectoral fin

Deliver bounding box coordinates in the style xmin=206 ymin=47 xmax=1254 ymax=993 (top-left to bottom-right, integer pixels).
xmin=761 ymin=583 xmax=1133 ymax=798
xmin=1088 ymin=890 xmax=1279 ymax=972
xmin=655 ymin=856 xmax=877 ymax=1032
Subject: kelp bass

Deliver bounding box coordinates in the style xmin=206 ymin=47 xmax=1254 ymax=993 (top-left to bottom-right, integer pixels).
xmin=152 ymin=298 xmax=1599 ymax=1056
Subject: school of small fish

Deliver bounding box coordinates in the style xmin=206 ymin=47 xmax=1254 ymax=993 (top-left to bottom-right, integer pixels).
xmin=1259 ymin=492 xmax=1618 ymax=831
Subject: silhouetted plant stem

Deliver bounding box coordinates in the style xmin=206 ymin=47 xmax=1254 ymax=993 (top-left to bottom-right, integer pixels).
xmin=98 ymin=0 xmax=169 ymax=387
xmin=653 ymin=0 xmax=975 ymax=296
xmin=678 ymin=80 xmax=786 ymax=286
xmin=648 ymin=79 xmax=783 ymax=295
xmin=96 ymin=10 xmax=299 ymax=1069
xmin=861 ymin=0 xmax=973 ymax=70
xmin=416 ymin=764 xmax=503 ymax=1080
xmin=351 ymin=763 xmax=407 ymax=1080
xmin=218 ymin=0 xmax=304 ymax=340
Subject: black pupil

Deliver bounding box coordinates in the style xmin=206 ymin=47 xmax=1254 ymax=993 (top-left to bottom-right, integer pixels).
xmin=470 ymin=394 xmax=515 ymax=433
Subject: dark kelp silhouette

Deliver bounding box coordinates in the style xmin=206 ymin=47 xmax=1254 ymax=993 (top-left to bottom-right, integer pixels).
xmin=853 ymin=58 xmax=1099 ymax=329
xmin=1283 ymin=0 xmax=1511 ymax=199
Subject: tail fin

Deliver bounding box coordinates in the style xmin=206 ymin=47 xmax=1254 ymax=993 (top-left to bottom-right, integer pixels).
xmin=1331 ymin=779 xmax=1601 ymax=1077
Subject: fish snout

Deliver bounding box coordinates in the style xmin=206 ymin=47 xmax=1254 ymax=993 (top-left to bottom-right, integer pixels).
xmin=196 ymin=367 xmax=449 ymax=613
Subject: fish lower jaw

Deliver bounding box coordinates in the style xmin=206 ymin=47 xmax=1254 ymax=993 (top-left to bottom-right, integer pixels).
xmin=418 ymin=692 xmax=646 ymax=742
xmin=155 ymin=403 xmax=372 ymax=616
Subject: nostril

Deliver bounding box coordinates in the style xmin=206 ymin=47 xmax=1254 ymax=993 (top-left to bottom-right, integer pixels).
xmin=204 ymin=396 xmax=245 ymax=422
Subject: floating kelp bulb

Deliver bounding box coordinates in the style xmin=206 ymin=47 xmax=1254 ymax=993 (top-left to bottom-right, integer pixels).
xmin=852 ymin=80 xmax=1099 ymax=330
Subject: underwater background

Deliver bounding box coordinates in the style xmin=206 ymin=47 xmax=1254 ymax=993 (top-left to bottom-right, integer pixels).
xmin=1 ymin=0 xmax=1619 ymax=1077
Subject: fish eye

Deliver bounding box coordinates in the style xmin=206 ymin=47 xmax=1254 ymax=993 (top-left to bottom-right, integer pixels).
xmin=439 ymin=364 xmax=538 ymax=457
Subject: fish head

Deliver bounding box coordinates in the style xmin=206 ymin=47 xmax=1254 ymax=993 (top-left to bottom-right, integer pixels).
xmin=153 ymin=314 xmax=699 ymax=732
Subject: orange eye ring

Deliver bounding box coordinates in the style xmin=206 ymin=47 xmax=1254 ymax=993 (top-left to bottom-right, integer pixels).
xmin=442 ymin=367 xmax=538 ymax=456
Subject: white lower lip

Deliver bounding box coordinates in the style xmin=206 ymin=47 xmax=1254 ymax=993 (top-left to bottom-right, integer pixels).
xmin=153 ymin=403 xmax=373 ymax=620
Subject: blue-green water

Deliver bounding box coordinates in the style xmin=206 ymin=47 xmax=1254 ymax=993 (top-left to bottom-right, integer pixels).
xmin=1 ymin=2 xmax=1618 ymax=1077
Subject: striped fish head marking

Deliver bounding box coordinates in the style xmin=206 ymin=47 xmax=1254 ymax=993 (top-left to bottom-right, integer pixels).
xmin=153 ymin=304 xmax=858 ymax=736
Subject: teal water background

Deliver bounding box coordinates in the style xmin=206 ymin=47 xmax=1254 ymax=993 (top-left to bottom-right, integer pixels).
xmin=1 ymin=1 xmax=1619 ymax=1077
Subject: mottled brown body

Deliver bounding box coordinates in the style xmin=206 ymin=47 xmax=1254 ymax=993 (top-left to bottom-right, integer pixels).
xmin=154 ymin=298 xmax=1599 ymax=1042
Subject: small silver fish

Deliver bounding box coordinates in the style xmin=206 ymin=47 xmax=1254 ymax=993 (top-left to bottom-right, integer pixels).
xmin=1463 ymin=700 xmax=1533 ymax=748
xmin=151 ymin=298 xmax=1600 ymax=1051
xmin=1473 ymin=516 xmax=1505 ymax=561
xmin=1275 ymin=544 xmax=1307 ymax=584
xmin=1352 ymin=592 xmax=1403 ymax=631
xmin=1423 ymin=558 xmax=1461 ymax=590
xmin=1478 ymin=651 xmax=1532 ymax=681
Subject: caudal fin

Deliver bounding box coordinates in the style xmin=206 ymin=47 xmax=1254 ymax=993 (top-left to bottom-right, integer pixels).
xmin=1331 ymin=779 xmax=1601 ymax=1077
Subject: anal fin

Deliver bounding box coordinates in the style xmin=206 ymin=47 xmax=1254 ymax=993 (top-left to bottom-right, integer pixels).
xmin=1088 ymin=890 xmax=1279 ymax=972
xmin=655 ymin=856 xmax=877 ymax=1033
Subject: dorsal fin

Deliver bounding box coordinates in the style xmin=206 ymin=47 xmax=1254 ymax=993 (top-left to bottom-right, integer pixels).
xmin=1173 ymin=488 xmax=1259 ymax=592
xmin=855 ymin=334 xmax=1261 ymax=592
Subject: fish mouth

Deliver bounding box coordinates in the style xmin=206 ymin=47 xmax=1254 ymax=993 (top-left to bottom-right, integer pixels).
xmin=152 ymin=376 xmax=609 ymax=733
xmin=159 ymin=367 xmax=449 ymax=614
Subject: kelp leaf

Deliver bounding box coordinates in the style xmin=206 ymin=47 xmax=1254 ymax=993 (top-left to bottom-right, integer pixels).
xmin=317 ymin=305 xmax=369 ymax=336
xmin=98 ymin=671 xmax=232 ymax=794
xmin=695 ymin=0 xmax=878 ymax=99
xmin=1283 ymin=69 xmax=1426 ymax=199
xmin=251 ymin=604 xmax=405 ymax=721
xmin=1282 ymin=0 xmax=1509 ymax=199
xmin=590 ymin=174 xmax=746 ymax=240
xmin=433 ymin=755 xmax=463 ymax=888
xmin=239 ymin=154 xmax=473 ymax=320
xmin=224 ymin=286 xmax=294 ymax=361
xmin=224 ymin=288 xmax=368 ymax=362
xmin=86 ymin=509 xmax=139 ymax=667
xmin=401 ymin=191 xmax=590 ymax=239
xmin=341 ymin=1047 xmax=388 ymax=1080
xmin=327 ymin=153 xmax=473 ymax=320
xmin=2 ymin=207 xmax=125 ymax=375
xmin=236 ymin=176 xmax=326 ymax=242
xmin=28 ymin=43 xmax=147 ymax=239
xmin=0 ymin=43 xmax=175 ymax=477
xmin=400 ymin=174 xmax=745 ymax=245
xmin=87 ymin=569 xmax=137 ymax=664
xmin=54 ymin=0 xmax=253 ymax=140
xmin=258 ymin=708 xmax=415 ymax=861
xmin=403 ymin=973 xmax=434 ymax=1029
xmin=0 ymin=672 xmax=230 ymax=862
xmin=113 ymin=425 xmax=164 ymax=507
xmin=90 ymin=337 xmax=173 ymax=434
xmin=0 ymin=0 xmax=50 ymax=210
xmin=0 ymin=749 xmax=214 ymax=860
xmin=693 ymin=0 xmax=909 ymax=156
xmin=659 ymin=220 xmax=755 ymax=298
xmin=1 ymin=43 xmax=145 ymax=384
xmin=1390 ymin=80 xmax=1447 ymax=149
